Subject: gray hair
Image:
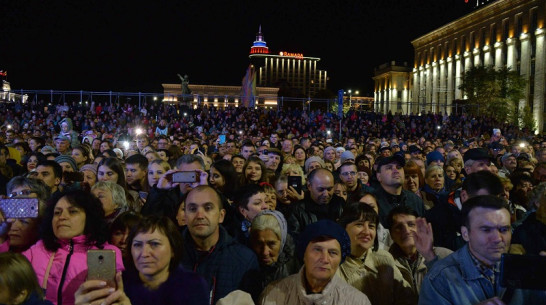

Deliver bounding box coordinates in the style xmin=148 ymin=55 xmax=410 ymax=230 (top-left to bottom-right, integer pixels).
xmin=6 ymin=176 xmax=51 ymax=203
xmin=304 ymin=156 xmax=325 ymax=173
xmin=176 ymin=154 xmax=205 ymax=170
xmin=425 ymin=165 xmax=444 ymax=178
xmin=91 ymin=181 xmax=127 ymax=210
xmin=464 ymin=159 xmax=475 ymax=168
xmin=251 ymin=210 xmax=287 ymax=251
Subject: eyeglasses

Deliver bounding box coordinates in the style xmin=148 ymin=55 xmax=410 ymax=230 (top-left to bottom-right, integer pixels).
xmin=8 ymin=189 xmax=35 ymax=198
xmin=341 ymin=171 xmax=357 ymax=177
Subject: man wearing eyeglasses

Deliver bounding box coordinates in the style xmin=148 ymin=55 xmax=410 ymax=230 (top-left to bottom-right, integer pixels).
xmin=339 ymin=162 xmax=362 ymax=203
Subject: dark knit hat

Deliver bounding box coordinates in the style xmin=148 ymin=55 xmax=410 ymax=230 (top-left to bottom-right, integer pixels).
xmin=426 ymin=151 xmax=445 ymax=166
xmin=297 ymin=219 xmax=351 ymax=263
xmin=357 ymin=164 xmax=371 ymax=177
xmin=54 ymin=155 xmax=77 ymax=171
xmin=79 ymin=164 xmax=97 ymax=176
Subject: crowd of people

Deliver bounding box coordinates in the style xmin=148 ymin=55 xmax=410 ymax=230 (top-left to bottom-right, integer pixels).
xmin=0 ymin=98 xmax=545 ymax=305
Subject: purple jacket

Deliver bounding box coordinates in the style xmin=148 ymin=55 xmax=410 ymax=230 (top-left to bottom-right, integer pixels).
xmin=123 ymin=265 xmax=209 ymax=305
xmin=23 ymin=236 xmax=124 ymax=305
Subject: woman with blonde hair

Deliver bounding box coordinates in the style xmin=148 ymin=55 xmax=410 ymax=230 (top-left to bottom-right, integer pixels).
xmin=147 ymin=159 xmax=171 ymax=188
xmin=280 ymin=163 xmax=306 ymax=185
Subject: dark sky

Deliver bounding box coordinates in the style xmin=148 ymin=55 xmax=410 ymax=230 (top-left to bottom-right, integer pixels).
xmin=0 ymin=0 xmax=477 ymax=96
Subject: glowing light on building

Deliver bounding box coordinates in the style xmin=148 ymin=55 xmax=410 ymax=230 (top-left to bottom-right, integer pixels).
xmin=279 ymin=51 xmax=304 ymax=59
xmin=249 ymin=25 xmax=269 ymax=54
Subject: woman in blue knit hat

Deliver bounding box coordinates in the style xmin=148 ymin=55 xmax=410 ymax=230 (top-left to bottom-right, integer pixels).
xmin=260 ymin=219 xmax=371 ymax=305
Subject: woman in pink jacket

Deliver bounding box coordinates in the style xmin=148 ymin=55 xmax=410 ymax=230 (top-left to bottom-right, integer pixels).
xmin=23 ymin=190 xmax=124 ymax=305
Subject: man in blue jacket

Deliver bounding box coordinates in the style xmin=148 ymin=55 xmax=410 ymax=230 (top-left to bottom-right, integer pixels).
xmin=419 ymin=195 xmax=546 ymax=305
xmin=181 ymin=185 xmax=259 ymax=304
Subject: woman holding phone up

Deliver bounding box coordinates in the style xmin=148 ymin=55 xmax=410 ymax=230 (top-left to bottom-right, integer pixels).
xmin=75 ymin=216 xmax=209 ymax=305
xmin=22 ymin=190 xmax=124 ymax=305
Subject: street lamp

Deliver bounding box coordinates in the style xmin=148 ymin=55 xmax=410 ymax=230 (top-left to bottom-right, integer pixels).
xmin=308 ymin=80 xmax=315 ymax=111
xmin=346 ymin=89 xmax=359 ymax=108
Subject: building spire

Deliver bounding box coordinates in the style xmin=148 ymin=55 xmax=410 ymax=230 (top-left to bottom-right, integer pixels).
xmin=250 ymin=25 xmax=269 ymax=54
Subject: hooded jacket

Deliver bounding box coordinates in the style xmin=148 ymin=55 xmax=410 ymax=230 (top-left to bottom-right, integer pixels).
xmin=23 ymin=236 xmax=124 ymax=305
xmin=59 ymin=118 xmax=80 ymax=148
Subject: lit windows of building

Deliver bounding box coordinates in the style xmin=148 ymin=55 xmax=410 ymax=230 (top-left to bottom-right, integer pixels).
xmin=408 ymin=0 xmax=546 ymax=133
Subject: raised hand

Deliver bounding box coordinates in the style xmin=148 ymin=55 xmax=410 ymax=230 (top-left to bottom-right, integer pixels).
xmin=414 ymin=217 xmax=435 ymax=262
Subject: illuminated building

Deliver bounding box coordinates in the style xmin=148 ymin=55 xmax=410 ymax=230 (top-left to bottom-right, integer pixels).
xmin=407 ymin=0 xmax=546 ymax=133
xmin=372 ymin=61 xmax=412 ymax=114
xmin=161 ymin=83 xmax=279 ymax=109
xmin=248 ymin=27 xmax=328 ymax=97
xmin=1 ymin=81 xmax=28 ymax=103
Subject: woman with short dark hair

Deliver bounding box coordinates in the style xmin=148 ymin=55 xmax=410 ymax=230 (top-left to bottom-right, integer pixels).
xmin=338 ymin=202 xmax=416 ymax=305
xmin=75 ymin=216 xmax=209 ymax=305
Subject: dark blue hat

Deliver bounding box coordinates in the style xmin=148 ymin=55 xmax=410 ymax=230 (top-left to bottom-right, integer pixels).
xmin=408 ymin=145 xmax=422 ymax=154
xmin=297 ymin=219 xmax=351 ymax=263
xmin=426 ymin=151 xmax=445 ymax=166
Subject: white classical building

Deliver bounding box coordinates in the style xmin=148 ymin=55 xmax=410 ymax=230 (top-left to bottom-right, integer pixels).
xmin=376 ymin=0 xmax=546 ymax=133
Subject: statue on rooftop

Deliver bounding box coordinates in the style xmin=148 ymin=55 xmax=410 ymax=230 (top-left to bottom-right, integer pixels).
xmin=177 ymin=73 xmax=192 ymax=95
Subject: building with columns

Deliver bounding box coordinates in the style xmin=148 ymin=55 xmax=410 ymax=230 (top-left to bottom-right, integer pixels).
xmin=372 ymin=61 xmax=412 ymax=114
xmin=375 ymin=0 xmax=545 ymax=133
xmin=248 ymin=27 xmax=328 ymax=97
xmin=161 ymin=83 xmax=279 ymax=109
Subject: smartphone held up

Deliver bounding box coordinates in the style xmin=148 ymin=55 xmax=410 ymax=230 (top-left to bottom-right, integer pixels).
xmin=87 ymin=249 xmax=117 ymax=288
xmin=0 ymin=198 xmax=39 ymax=218
xmin=172 ymin=171 xmax=198 ymax=183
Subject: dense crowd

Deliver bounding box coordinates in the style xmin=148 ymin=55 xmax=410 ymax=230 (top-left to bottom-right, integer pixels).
xmin=0 ymin=98 xmax=545 ymax=305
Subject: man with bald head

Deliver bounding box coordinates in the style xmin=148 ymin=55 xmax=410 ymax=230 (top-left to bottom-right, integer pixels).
xmin=181 ymin=185 xmax=259 ymax=304
xmin=287 ymin=168 xmax=344 ymax=235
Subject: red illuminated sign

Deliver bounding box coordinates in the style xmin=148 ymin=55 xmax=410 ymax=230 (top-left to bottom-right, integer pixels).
xmin=279 ymin=51 xmax=304 ymax=59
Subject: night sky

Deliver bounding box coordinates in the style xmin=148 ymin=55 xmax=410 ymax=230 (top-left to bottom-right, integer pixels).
xmin=0 ymin=0 xmax=477 ymax=96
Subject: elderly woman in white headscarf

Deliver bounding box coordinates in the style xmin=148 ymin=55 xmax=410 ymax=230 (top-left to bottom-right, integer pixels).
xmin=246 ymin=210 xmax=299 ymax=300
